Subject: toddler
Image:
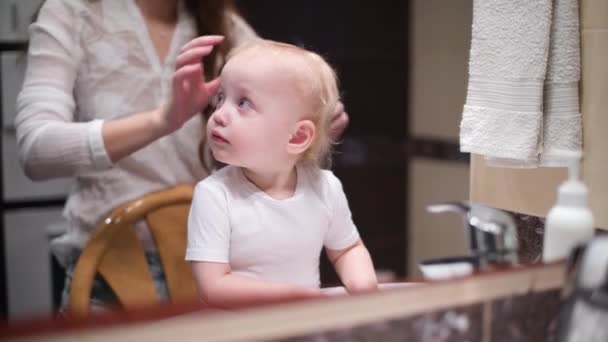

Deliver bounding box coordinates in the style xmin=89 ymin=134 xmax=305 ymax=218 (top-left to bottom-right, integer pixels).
xmin=186 ymin=39 xmax=377 ymax=309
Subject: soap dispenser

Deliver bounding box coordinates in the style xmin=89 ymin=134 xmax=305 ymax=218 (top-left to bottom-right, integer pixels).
xmin=542 ymin=150 xmax=595 ymax=263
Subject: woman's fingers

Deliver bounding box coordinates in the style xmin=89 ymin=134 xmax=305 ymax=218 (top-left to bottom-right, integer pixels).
xmin=184 ymin=63 xmax=204 ymax=91
xmin=174 ymin=63 xmax=201 ymax=84
xmin=180 ymin=35 xmax=224 ymax=53
xmin=204 ymin=78 xmax=221 ymax=98
xmin=330 ymin=102 xmax=349 ymax=140
xmin=330 ymin=112 xmax=349 ymax=141
xmin=175 ymin=46 xmax=213 ymax=70
xmin=173 ymin=65 xmax=217 ymax=109
xmin=333 ymin=102 xmax=345 ymax=120
xmin=173 ymin=63 xmax=202 ymax=93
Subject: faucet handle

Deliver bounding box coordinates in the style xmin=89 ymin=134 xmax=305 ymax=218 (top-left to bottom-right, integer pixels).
xmin=426 ymin=201 xmax=519 ymax=266
xmin=426 ymin=201 xmax=517 ymax=236
xmin=427 ymin=202 xmax=470 ymax=215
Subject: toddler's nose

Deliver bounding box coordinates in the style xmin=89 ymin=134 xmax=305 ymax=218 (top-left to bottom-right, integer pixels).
xmin=212 ymin=108 xmax=229 ymax=126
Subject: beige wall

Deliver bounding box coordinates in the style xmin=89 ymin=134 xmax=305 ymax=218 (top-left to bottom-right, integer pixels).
xmin=470 ymin=157 xmax=567 ymax=218
xmin=407 ymin=0 xmax=472 ymax=276
xmin=470 ymin=0 xmax=608 ymax=230
xmin=407 ymin=160 xmax=469 ymax=277
xmin=580 ymin=0 xmax=608 ymax=229
xmin=409 ymin=0 xmax=472 ymax=140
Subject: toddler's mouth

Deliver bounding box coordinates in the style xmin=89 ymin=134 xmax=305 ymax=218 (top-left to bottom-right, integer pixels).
xmin=211 ymin=131 xmax=229 ymax=144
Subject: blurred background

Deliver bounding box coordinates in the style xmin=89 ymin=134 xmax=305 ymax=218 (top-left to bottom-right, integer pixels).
xmin=0 ymin=0 xmax=472 ymax=320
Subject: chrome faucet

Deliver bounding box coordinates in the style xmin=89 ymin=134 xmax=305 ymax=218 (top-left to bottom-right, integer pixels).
xmin=427 ymin=202 xmax=519 ymax=269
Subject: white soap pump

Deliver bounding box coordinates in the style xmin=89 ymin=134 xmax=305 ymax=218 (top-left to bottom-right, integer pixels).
xmin=542 ymin=150 xmax=595 ymax=263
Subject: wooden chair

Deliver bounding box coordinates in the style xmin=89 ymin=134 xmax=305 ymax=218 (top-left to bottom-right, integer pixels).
xmin=67 ymin=185 xmax=198 ymax=316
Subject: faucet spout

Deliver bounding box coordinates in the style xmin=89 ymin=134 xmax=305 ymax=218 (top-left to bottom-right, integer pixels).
xmin=427 ymin=202 xmax=471 ymax=215
xmin=426 ymin=201 xmax=519 ymax=268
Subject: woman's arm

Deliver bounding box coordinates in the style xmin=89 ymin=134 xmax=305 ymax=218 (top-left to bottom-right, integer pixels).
xmin=15 ymin=0 xmax=222 ymax=179
xmin=191 ymin=262 xmax=323 ymax=309
xmin=16 ymin=0 xmax=99 ymax=180
xmin=326 ymin=240 xmax=378 ymax=294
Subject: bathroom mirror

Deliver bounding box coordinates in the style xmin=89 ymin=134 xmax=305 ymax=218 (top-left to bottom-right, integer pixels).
xmin=2 ymin=0 xmax=605 ymax=325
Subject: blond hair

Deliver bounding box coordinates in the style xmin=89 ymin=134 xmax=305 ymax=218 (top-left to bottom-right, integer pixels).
xmin=226 ymin=39 xmax=340 ymax=168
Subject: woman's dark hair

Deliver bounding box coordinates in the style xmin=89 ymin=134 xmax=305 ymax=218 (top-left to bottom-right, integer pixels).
xmin=184 ymin=0 xmax=238 ymax=80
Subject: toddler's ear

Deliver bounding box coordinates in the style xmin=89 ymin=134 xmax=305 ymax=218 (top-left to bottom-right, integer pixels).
xmin=287 ymin=120 xmax=315 ymax=155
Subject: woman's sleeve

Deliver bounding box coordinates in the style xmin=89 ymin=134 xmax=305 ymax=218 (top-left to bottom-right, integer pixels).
xmin=186 ymin=181 xmax=231 ymax=263
xmin=15 ymin=0 xmax=113 ymax=181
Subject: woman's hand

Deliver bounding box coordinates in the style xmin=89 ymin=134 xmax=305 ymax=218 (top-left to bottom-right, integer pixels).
xmin=100 ymin=36 xmax=225 ymax=163
xmin=330 ymin=101 xmax=350 ymax=141
xmin=158 ymin=35 xmax=225 ymax=134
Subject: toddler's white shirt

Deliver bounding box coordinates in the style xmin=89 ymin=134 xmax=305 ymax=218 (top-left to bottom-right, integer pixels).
xmin=186 ymin=164 xmax=360 ymax=288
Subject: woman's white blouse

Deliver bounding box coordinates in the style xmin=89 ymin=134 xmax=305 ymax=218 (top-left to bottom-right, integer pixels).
xmin=15 ymin=0 xmax=256 ymax=263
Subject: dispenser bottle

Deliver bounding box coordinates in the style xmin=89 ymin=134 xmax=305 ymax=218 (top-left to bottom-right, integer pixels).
xmin=542 ymin=151 xmax=595 ymax=262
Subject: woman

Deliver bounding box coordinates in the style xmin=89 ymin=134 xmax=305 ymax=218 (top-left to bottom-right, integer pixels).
xmin=16 ymin=0 xmax=348 ymax=310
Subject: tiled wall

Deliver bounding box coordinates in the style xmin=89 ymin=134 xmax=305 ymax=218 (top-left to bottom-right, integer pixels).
xmin=406 ymin=0 xmax=472 ymax=276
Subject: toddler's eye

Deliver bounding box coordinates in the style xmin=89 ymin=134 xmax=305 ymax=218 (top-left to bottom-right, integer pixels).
xmin=215 ymin=93 xmax=225 ymax=108
xmin=238 ymin=98 xmax=252 ymax=109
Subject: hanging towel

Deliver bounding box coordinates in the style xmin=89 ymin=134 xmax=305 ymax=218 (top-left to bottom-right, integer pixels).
xmin=460 ymin=0 xmax=582 ymax=168
xmin=539 ymin=0 xmax=582 ymax=166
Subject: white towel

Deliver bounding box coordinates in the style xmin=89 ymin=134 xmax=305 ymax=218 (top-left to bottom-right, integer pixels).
xmin=460 ymin=0 xmax=582 ymax=168
xmin=540 ymin=0 xmax=582 ymax=166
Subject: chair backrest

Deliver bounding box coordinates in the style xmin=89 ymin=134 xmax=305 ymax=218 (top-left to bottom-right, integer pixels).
xmin=67 ymin=185 xmax=197 ymax=317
